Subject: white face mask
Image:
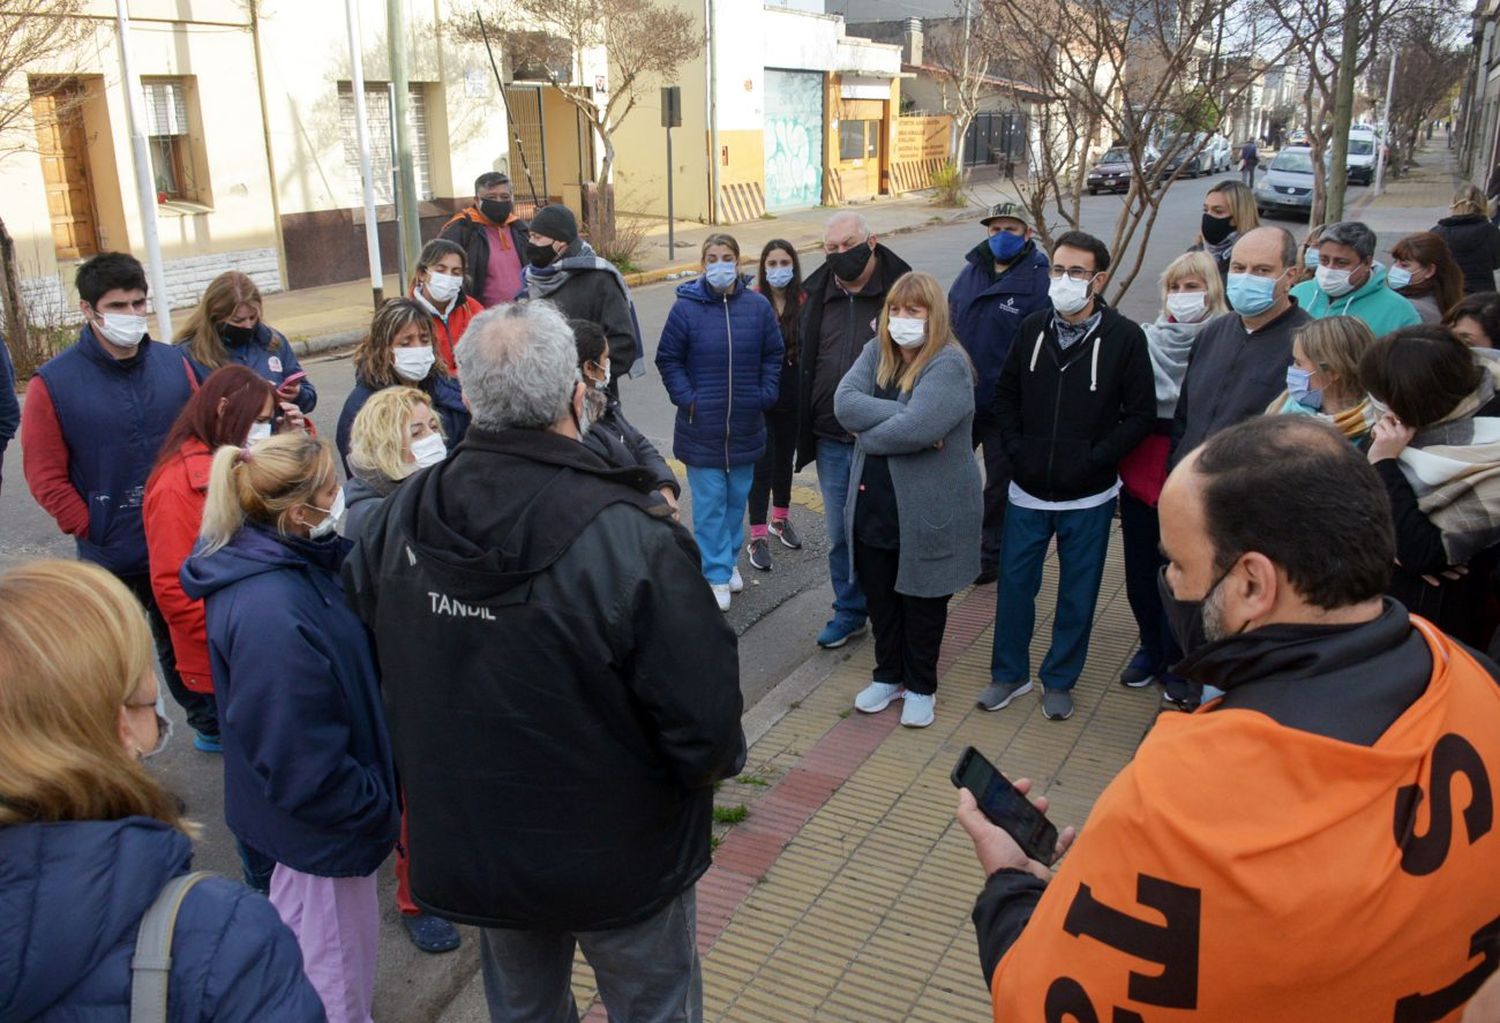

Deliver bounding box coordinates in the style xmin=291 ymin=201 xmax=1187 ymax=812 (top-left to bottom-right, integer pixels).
xmin=425 ymin=272 xmax=463 ymax=304
xmin=887 ymin=316 xmax=928 ymax=348
xmin=410 ymin=431 xmax=447 ymax=468
xmin=1049 ymin=275 xmax=1093 ymax=316
xmin=95 ymin=311 xmax=149 ymax=349
xmin=1316 ymin=265 xmax=1356 ymax=297
xmin=246 ymin=421 xmax=273 ymax=444
xmin=1165 ymin=292 xmax=1208 ymax=323
xmin=307 ymin=488 xmax=345 ymax=539
xmin=393 ymin=345 xmax=436 ymax=382
xmin=593 ymin=361 xmax=611 ymax=391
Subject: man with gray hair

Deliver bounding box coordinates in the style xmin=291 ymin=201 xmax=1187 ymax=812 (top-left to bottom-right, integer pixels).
xmin=1290 ymin=219 xmax=1422 ymax=335
xmin=344 ymin=299 xmax=744 ymax=1023
xmin=795 ymin=210 xmax=911 ymax=649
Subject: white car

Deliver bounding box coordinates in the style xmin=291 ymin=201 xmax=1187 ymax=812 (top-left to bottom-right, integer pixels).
xmin=1205 ymin=133 xmax=1232 ymax=173
xmin=1346 ymin=127 xmax=1379 ymax=186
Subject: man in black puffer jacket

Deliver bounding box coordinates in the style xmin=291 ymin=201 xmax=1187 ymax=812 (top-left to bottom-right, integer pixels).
xmin=343 ymin=301 xmax=743 ymax=1021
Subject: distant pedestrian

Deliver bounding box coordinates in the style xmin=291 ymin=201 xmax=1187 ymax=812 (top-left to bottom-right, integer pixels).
xmin=1266 ymin=316 xmax=1377 ymax=445
xmin=835 ymin=271 xmax=982 ymax=728
xmin=1444 ymin=291 xmax=1500 ymax=349
xmin=409 ymin=238 xmax=484 ymax=374
xmin=183 ymin=433 xmax=399 ymax=1023
xmin=657 ymin=233 xmax=783 ymax=610
xmin=438 ymin=171 xmax=529 ymax=307
xmin=1433 ymin=184 xmax=1500 ymax=294
xmin=0 ymin=559 xmax=324 ymax=1022
xmin=983 ymin=231 xmax=1155 ymax=722
xmin=0 ymin=335 xmax=17 ymax=496
xmin=947 ymin=201 xmax=1052 ymax=584
xmin=1387 ymin=231 xmax=1464 ymax=323
xmin=1117 ymin=252 xmax=1226 ymax=709
xmin=343 ymin=300 xmax=744 ymax=1023
xmin=519 ymin=204 xmax=641 ymax=386
xmin=1292 ymin=221 xmax=1422 ymax=333
xmin=1239 ymin=140 xmax=1260 ymax=185
xmin=796 ymin=211 xmax=912 ymax=649
xmin=176 ymin=270 xmax=316 ymax=414
xmin=335 ymin=298 xmax=469 ymax=472
xmin=747 ymin=239 xmax=806 ymax=572
xmin=21 ymin=252 xmax=205 ymax=744
xmin=574 ymin=319 xmax=679 ymax=513
xmin=1190 ymin=181 xmax=1259 ymax=281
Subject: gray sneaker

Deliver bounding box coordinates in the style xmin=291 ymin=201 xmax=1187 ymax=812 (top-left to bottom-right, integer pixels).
xmin=977 ymin=679 xmax=1033 ymax=711
xmin=1041 ymin=687 xmax=1074 ymax=720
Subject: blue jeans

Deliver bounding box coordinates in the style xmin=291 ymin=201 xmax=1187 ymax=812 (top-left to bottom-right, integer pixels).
xmin=686 ymin=464 xmax=754 ymax=584
xmin=236 ymin=837 xmax=275 ymax=894
xmin=991 ymin=498 xmax=1115 ymax=691
xmin=816 ymin=438 xmax=867 ymax=624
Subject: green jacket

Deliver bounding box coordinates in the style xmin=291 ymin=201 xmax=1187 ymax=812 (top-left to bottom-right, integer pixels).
xmin=1290 ymin=265 xmax=1422 ymax=337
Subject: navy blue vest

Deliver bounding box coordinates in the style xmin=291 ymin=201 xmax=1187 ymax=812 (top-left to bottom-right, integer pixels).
xmin=35 ymin=327 xmax=194 ymax=576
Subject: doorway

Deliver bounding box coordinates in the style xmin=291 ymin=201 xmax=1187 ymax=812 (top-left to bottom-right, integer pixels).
xmin=31 ymin=78 xmax=100 ymax=261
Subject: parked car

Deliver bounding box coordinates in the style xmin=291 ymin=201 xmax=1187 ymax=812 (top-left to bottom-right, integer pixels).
xmin=1254 ymin=146 xmax=1320 ymax=220
xmin=1159 ymin=133 xmax=1211 ymax=179
xmin=1346 ymin=127 xmax=1379 ymax=185
xmin=1086 ymin=145 xmax=1160 ymax=194
xmin=1288 ymin=129 xmax=1310 ymax=147
xmin=1206 ymin=133 xmax=1232 ymax=172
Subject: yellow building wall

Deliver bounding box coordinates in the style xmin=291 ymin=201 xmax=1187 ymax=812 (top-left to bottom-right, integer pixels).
xmin=612 ymin=47 xmax=713 ymax=225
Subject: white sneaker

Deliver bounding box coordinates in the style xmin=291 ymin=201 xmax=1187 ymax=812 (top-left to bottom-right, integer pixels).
xmin=854 ymin=681 xmax=904 ymax=714
xmin=729 ymin=567 xmax=745 ymax=593
xmin=900 ymin=691 xmax=935 ymax=728
xmin=711 ymin=583 xmax=732 ymax=612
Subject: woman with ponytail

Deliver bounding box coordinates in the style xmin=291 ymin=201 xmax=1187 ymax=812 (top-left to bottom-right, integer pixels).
xmin=181 ymin=433 xmax=398 ymax=1023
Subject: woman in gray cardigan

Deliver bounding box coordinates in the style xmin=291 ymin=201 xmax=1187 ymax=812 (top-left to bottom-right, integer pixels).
xmin=834 ymin=271 xmax=983 ymax=728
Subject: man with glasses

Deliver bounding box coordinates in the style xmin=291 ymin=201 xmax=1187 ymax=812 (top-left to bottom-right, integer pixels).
xmin=981 ymin=231 xmax=1154 ymax=721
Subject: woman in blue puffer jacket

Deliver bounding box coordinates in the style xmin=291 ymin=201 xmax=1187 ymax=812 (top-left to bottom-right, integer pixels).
xmin=656 ymin=233 xmax=784 ymax=610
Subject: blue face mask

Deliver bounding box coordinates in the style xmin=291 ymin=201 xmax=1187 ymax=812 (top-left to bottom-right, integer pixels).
xmin=1225 ymin=271 xmax=1280 ymax=316
xmin=1387 ymin=265 xmax=1414 ymax=290
xmin=704 ymin=261 xmax=739 ymax=290
xmin=1304 ymin=248 xmax=1321 ymax=269
xmin=765 ymin=266 xmax=795 ymax=289
xmin=988 ymin=230 xmax=1027 ymax=262
xmin=1286 ymin=366 xmax=1323 ymax=410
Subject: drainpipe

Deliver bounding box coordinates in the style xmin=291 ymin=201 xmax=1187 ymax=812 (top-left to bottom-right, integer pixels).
xmin=706 ymin=0 xmax=720 ymax=225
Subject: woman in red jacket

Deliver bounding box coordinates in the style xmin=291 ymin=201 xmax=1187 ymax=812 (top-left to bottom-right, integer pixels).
xmin=410 ymin=239 xmax=483 ymax=374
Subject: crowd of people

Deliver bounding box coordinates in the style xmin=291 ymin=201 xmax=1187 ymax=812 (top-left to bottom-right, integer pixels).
xmin=3 ymin=164 xmax=1500 ymax=1021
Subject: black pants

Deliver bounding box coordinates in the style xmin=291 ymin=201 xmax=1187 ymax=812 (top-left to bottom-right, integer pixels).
xmin=1118 ymin=495 xmax=1195 ymax=701
xmin=120 ymin=572 xmax=220 ymax=737
xmin=971 ymin=409 xmax=1011 ymax=571
xmin=854 ymin=538 xmax=951 ymax=696
xmin=749 ymin=406 xmax=797 ymax=526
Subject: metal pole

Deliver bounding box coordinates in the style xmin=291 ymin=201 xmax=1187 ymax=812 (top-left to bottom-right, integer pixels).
xmin=392 ymin=169 xmax=407 ymax=295
xmin=955 ymin=0 xmax=973 ymax=168
xmin=115 ymin=0 xmax=173 ymax=343
xmin=387 ymin=0 xmax=422 ymax=273
xmin=706 ymin=0 xmax=720 ymax=224
xmin=346 ymin=0 xmax=384 ymax=307
xmin=667 ymin=125 xmax=675 ymax=260
xmin=1374 ymin=50 xmax=1398 ymax=196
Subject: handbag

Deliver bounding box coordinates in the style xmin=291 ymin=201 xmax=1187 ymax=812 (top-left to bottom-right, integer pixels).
xmin=129 ymin=871 xmax=212 ymax=1023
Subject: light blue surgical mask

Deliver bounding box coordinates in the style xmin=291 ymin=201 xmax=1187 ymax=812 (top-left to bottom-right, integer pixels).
xmin=765 ymin=266 xmax=795 ymax=290
xmin=1286 ymin=366 xmax=1323 ymax=410
xmin=704 ymin=261 xmax=739 ymax=290
xmin=1225 ymin=271 xmax=1280 ymax=317
xmin=1387 ymin=265 xmax=1413 ymax=290
xmin=1303 ymin=248 xmax=1321 ymax=270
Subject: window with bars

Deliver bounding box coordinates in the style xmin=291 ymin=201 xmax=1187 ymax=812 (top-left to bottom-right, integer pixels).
xmin=142 ymin=79 xmax=203 ymax=202
xmin=338 ymin=82 xmax=435 ymax=205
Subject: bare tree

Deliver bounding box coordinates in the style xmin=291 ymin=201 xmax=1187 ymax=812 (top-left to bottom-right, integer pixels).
xmin=0 ymin=0 xmax=88 ymax=366
xmin=1376 ymin=10 xmax=1469 ymax=174
xmin=923 ymin=5 xmax=1017 ymax=168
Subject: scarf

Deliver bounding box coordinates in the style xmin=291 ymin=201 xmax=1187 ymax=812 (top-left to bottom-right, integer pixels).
xmin=1268 ymin=392 xmax=1377 ymax=442
xmin=1392 ymin=357 xmax=1500 ymax=564
xmin=523 ymin=240 xmax=624 ymax=300
xmin=1204 ymin=231 xmax=1237 ymax=264
xmin=1052 ymin=308 xmax=1102 ymax=351
xmin=1143 ymin=316 xmax=1206 ymax=418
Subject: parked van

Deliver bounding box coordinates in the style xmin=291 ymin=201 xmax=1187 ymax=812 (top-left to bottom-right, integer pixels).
xmin=1346 ymin=127 xmax=1379 ymax=185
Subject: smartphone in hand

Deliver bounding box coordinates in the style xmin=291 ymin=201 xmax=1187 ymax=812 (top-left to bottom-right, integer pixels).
xmin=951 ymin=746 xmax=1060 ymax=865
xmin=279 ymin=370 xmax=308 ymax=392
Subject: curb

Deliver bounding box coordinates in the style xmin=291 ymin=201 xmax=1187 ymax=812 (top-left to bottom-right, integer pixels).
xmin=741 ymin=634 xmax=868 ymax=749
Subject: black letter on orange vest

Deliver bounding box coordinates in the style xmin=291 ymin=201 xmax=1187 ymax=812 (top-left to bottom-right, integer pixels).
xmin=1393 ymin=914 xmax=1500 ymax=1022
xmin=1392 ymin=733 xmax=1493 ymax=877
xmin=1062 ymin=875 xmax=1201 ymax=1009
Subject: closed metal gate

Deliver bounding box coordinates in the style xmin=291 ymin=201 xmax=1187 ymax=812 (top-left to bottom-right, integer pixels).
xmin=965 ymin=111 xmax=1028 ymax=167
xmin=503 ymin=85 xmax=549 ymax=207
xmin=338 ymin=82 xmax=434 ymax=201
xmin=763 ymin=69 xmax=824 ymax=211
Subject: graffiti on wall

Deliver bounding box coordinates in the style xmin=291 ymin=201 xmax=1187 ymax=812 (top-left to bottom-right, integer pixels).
xmin=764 ymin=69 xmax=824 ymax=210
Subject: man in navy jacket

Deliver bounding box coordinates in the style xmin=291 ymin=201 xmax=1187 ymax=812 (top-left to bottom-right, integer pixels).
xmin=948 ymin=202 xmax=1053 ymax=583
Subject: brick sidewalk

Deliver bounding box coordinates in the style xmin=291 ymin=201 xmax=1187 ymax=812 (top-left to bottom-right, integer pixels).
xmin=548 ymin=526 xmax=1161 ymax=1022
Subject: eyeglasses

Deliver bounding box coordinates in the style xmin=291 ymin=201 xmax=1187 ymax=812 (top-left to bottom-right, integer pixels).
xmin=1048 ymin=266 xmax=1098 ymax=282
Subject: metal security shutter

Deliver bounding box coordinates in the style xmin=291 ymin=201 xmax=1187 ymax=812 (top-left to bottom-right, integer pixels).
xmin=142 ymin=81 xmax=188 ymax=137
xmin=408 ymin=86 xmax=433 ymax=200
xmin=339 ymin=82 xmax=434 ymax=205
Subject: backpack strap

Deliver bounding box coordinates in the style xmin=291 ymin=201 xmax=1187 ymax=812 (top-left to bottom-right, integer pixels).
xmin=130 ymin=871 xmax=212 ymax=1023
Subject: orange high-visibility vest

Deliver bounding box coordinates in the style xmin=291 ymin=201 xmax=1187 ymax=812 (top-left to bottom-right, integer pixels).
xmin=992 ymin=618 xmax=1500 ymax=1022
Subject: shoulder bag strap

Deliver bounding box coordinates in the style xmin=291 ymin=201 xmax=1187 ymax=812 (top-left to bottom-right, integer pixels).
xmin=129 ymin=871 xmax=213 ymax=1023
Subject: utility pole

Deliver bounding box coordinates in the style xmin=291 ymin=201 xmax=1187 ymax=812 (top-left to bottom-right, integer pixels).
xmin=954 ymin=0 xmax=973 ymax=170
xmin=1325 ymin=0 xmax=1361 ymax=222
xmin=1374 ymin=49 xmax=1398 ymax=196
xmin=387 ymin=0 xmax=422 ymax=275
xmin=347 ymin=0 xmax=384 ymax=307
xmin=115 ymin=0 xmax=173 ymax=343
xmin=706 ymin=0 xmax=720 ymax=225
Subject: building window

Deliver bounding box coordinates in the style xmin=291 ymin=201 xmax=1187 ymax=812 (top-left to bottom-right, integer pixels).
xmin=338 ymin=82 xmax=435 ymax=205
xmin=839 ymin=120 xmax=879 ymax=161
xmin=142 ymin=79 xmax=203 ymax=203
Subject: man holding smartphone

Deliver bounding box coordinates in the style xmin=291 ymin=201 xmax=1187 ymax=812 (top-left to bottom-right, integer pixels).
xmin=958 ymin=415 xmax=1500 ymax=1020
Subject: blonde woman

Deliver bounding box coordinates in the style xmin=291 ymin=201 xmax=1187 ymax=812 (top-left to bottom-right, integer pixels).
xmin=1191 ymin=180 xmax=1259 ymax=280
xmin=833 ymin=270 xmax=982 ymax=727
xmin=0 ymin=560 xmax=323 ymax=1019
xmin=181 ymin=433 xmax=398 ymax=1023
xmin=176 ymin=270 xmax=315 ymax=413
xmin=1434 ymin=183 xmax=1500 ymax=294
xmin=1268 ymin=316 xmax=1378 ymax=443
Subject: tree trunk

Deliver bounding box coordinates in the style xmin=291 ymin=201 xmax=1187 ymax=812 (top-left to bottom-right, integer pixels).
xmin=1325 ymin=0 xmax=1361 ymax=222
xmin=0 ymin=214 xmax=29 ymax=363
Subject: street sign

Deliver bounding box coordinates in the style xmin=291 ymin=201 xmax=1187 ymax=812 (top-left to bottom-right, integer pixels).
xmin=661 ymin=86 xmax=682 ymax=128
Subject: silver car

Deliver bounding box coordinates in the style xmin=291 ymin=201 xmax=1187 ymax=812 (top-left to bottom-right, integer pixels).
xmin=1254 ymin=147 xmax=1319 ymax=220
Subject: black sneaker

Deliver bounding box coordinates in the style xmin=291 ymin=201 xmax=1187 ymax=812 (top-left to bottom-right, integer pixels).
xmin=1119 ymin=649 xmax=1158 ymax=688
xmin=768 ymin=518 xmax=802 ymax=549
xmin=747 ymin=537 xmax=773 ymax=571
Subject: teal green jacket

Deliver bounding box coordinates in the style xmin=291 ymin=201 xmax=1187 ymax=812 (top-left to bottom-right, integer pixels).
xmin=1290 ymin=265 xmax=1422 ymax=337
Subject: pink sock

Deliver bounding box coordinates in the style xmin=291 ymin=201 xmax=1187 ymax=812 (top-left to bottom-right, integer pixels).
xmin=772 ymin=506 xmax=790 ymax=522
xmin=750 ymin=524 xmax=769 ymax=539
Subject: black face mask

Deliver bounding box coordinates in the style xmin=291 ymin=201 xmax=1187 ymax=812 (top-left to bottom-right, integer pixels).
xmin=220 ymin=323 xmax=256 ymax=346
xmin=828 ymin=243 xmax=873 ymax=283
xmin=480 ymin=198 xmax=513 ymax=224
xmin=526 ymin=241 xmax=560 ymax=269
xmin=1157 ymin=564 xmax=1239 ymax=660
xmin=1201 ymin=213 xmax=1235 ymax=246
